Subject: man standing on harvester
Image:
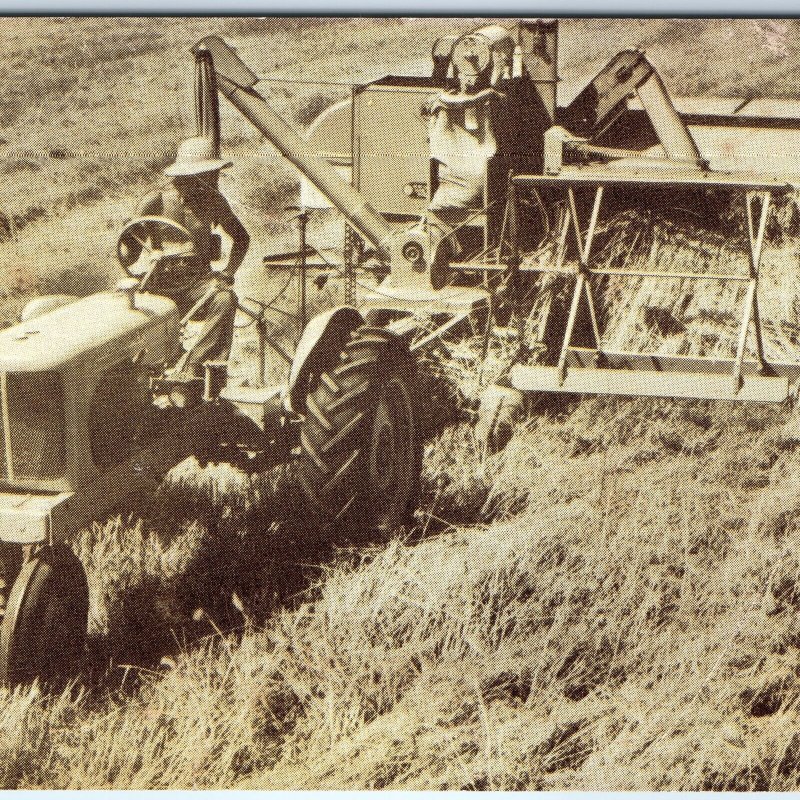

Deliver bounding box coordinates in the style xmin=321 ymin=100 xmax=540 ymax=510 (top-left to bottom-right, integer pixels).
xmin=137 ymin=135 xmax=250 ymax=387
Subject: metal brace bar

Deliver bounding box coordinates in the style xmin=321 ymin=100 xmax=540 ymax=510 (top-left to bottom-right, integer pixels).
xmin=581 ymin=187 xmax=604 ymax=266
xmin=733 ymin=191 xmax=771 ymax=391
xmin=410 ymin=311 xmax=472 ymax=352
xmin=508 ymin=263 xmax=753 ymax=281
xmin=567 ymin=187 xmax=584 ymax=262
xmin=733 ymin=279 xmax=757 ymax=394
xmin=746 ymin=191 xmax=770 ymax=277
xmin=554 ymin=206 xmax=570 ymax=272
xmin=751 ymin=289 xmax=767 ymax=374
xmin=584 ymin=278 xmax=602 ymax=349
xmin=557 ymin=273 xmax=586 ymax=384
xmin=557 ymin=186 xmax=605 ymax=383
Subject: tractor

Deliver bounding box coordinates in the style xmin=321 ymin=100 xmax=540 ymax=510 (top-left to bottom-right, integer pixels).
xmin=0 ymin=84 xmax=427 ymax=686
xmin=0 ymin=232 xmax=420 ymax=686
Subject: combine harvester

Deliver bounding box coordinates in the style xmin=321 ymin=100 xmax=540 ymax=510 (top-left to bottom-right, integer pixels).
xmin=1 ymin=18 xmax=800 ymax=687
xmin=256 ymin=18 xmax=800 ymax=406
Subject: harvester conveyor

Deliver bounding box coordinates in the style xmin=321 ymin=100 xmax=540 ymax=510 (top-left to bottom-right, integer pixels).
xmin=192 ymin=35 xmax=490 ymax=351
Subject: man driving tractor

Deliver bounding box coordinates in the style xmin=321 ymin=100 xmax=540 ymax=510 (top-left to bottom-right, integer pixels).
xmin=137 ymin=135 xmax=250 ymax=389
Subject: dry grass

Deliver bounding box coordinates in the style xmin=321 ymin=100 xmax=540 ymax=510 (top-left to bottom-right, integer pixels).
xmin=2 ymin=14 xmax=800 ymax=790
xmin=2 ymin=394 xmax=800 ymax=788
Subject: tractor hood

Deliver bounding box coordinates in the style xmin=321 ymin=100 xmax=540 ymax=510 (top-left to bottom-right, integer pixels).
xmin=0 ymin=291 xmax=178 ymax=373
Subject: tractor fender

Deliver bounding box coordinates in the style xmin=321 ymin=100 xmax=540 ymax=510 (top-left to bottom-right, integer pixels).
xmin=286 ymin=305 xmax=364 ymax=415
xmin=20 ymin=295 xmax=79 ymax=323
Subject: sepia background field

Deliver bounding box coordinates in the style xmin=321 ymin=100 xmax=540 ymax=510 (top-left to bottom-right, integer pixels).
xmin=2 ymin=16 xmax=800 ymax=789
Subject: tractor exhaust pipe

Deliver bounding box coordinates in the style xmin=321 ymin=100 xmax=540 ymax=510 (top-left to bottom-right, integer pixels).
xmin=192 ymin=37 xmax=394 ymax=257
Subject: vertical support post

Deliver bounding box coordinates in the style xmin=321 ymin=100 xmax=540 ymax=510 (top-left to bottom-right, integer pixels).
xmin=343 ymin=223 xmax=358 ymax=308
xmin=508 ymin=178 xmax=520 ymax=273
xmin=748 ymin=191 xmax=770 ymax=371
xmin=298 ymin=209 xmax=308 ymax=330
xmin=732 ymin=191 xmax=771 ymax=393
xmin=0 ymin=373 xmax=13 ymax=481
xmin=256 ymin=317 xmax=266 ymax=387
xmin=557 ymin=185 xmax=605 ymax=383
xmin=506 ymin=178 xmax=525 ymax=352
xmin=581 ymin=186 xmax=604 ymax=352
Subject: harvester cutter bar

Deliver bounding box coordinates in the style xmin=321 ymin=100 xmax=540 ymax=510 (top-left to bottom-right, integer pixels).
xmin=509 ymin=173 xmax=794 ymax=403
xmin=510 ymin=364 xmax=790 ymax=402
xmin=512 ymin=346 xmax=798 ymax=403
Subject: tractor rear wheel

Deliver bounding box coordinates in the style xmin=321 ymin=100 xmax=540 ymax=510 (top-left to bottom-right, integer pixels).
xmin=0 ymin=544 xmax=89 ymax=688
xmin=298 ymin=325 xmax=419 ymax=536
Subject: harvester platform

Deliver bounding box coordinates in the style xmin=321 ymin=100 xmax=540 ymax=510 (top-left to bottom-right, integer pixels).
xmin=507 ymin=170 xmax=800 ymax=403
xmin=511 ymin=354 xmax=792 ymax=403
xmin=359 ymin=283 xmax=490 ymax=316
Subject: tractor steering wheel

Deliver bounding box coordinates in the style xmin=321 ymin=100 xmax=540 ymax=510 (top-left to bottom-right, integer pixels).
xmin=117 ymin=216 xmax=197 ymax=295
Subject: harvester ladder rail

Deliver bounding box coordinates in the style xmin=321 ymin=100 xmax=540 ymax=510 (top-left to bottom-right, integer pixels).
xmin=0 ymin=373 xmax=12 ymax=481
xmin=732 ymin=190 xmax=772 ymax=393
xmin=557 ymin=186 xmax=604 ymax=384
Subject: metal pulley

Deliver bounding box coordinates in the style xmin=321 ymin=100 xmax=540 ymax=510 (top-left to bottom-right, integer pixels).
xmin=451 ymin=24 xmax=515 ymax=90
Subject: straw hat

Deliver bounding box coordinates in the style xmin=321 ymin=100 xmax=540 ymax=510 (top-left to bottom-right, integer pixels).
xmin=165 ymin=136 xmax=232 ymax=177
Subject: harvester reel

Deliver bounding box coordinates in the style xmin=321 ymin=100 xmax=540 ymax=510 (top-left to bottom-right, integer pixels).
xmin=297 ymin=325 xmax=420 ymax=536
xmin=117 ymin=216 xmax=197 ymax=295
xmin=0 ymin=545 xmax=89 ymax=688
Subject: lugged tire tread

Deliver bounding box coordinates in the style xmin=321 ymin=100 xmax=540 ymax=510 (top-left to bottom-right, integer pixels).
xmin=325 ymin=379 xmax=371 ymax=413
xmin=320 ymin=372 xmax=340 ymax=393
xmin=306 ymin=394 xmax=333 ymax=431
xmin=333 ymin=354 xmax=379 ymax=376
xmin=321 ymin=410 xmax=365 ymax=454
xmin=299 ymin=429 xmax=329 ymax=473
xmin=297 ymin=323 xmax=417 ymax=531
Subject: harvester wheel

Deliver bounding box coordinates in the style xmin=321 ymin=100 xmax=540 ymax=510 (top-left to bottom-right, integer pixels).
xmin=475 ymin=385 xmax=525 ymax=455
xmin=298 ymin=325 xmax=419 ymax=536
xmin=0 ymin=545 xmax=89 ymax=688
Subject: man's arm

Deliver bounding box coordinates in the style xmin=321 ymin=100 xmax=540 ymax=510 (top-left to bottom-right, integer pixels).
xmin=137 ymin=190 xmax=163 ymax=218
xmin=215 ymin=196 xmax=250 ymax=282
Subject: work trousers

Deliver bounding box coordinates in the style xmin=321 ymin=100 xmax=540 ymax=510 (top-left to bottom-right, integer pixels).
xmin=178 ymin=276 xmax=238 ymax=375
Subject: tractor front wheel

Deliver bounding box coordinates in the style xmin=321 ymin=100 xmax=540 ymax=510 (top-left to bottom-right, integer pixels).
xmin=0 ymin=544 xmax=89 ymax=688
xmin=298 ymin=326 xmax=419 ymax=537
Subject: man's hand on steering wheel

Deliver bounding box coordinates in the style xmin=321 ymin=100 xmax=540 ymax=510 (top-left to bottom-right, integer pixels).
xmin=212 ymin=271 xmax=236 ymax=291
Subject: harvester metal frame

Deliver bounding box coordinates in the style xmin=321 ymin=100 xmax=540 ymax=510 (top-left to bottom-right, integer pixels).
xmin=506 ymin=168 xmax=800 ymax=404
xmin=193 ymin=35 xmax=492 ymax=354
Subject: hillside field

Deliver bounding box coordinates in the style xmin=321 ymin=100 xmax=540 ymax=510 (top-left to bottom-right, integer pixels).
xmin=1 ymin=15 xmax=800 ymax=790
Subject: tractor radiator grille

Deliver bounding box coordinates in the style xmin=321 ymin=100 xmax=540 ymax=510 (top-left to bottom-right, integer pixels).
xmin=0 ymin=372 xmax=66 ymax=482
